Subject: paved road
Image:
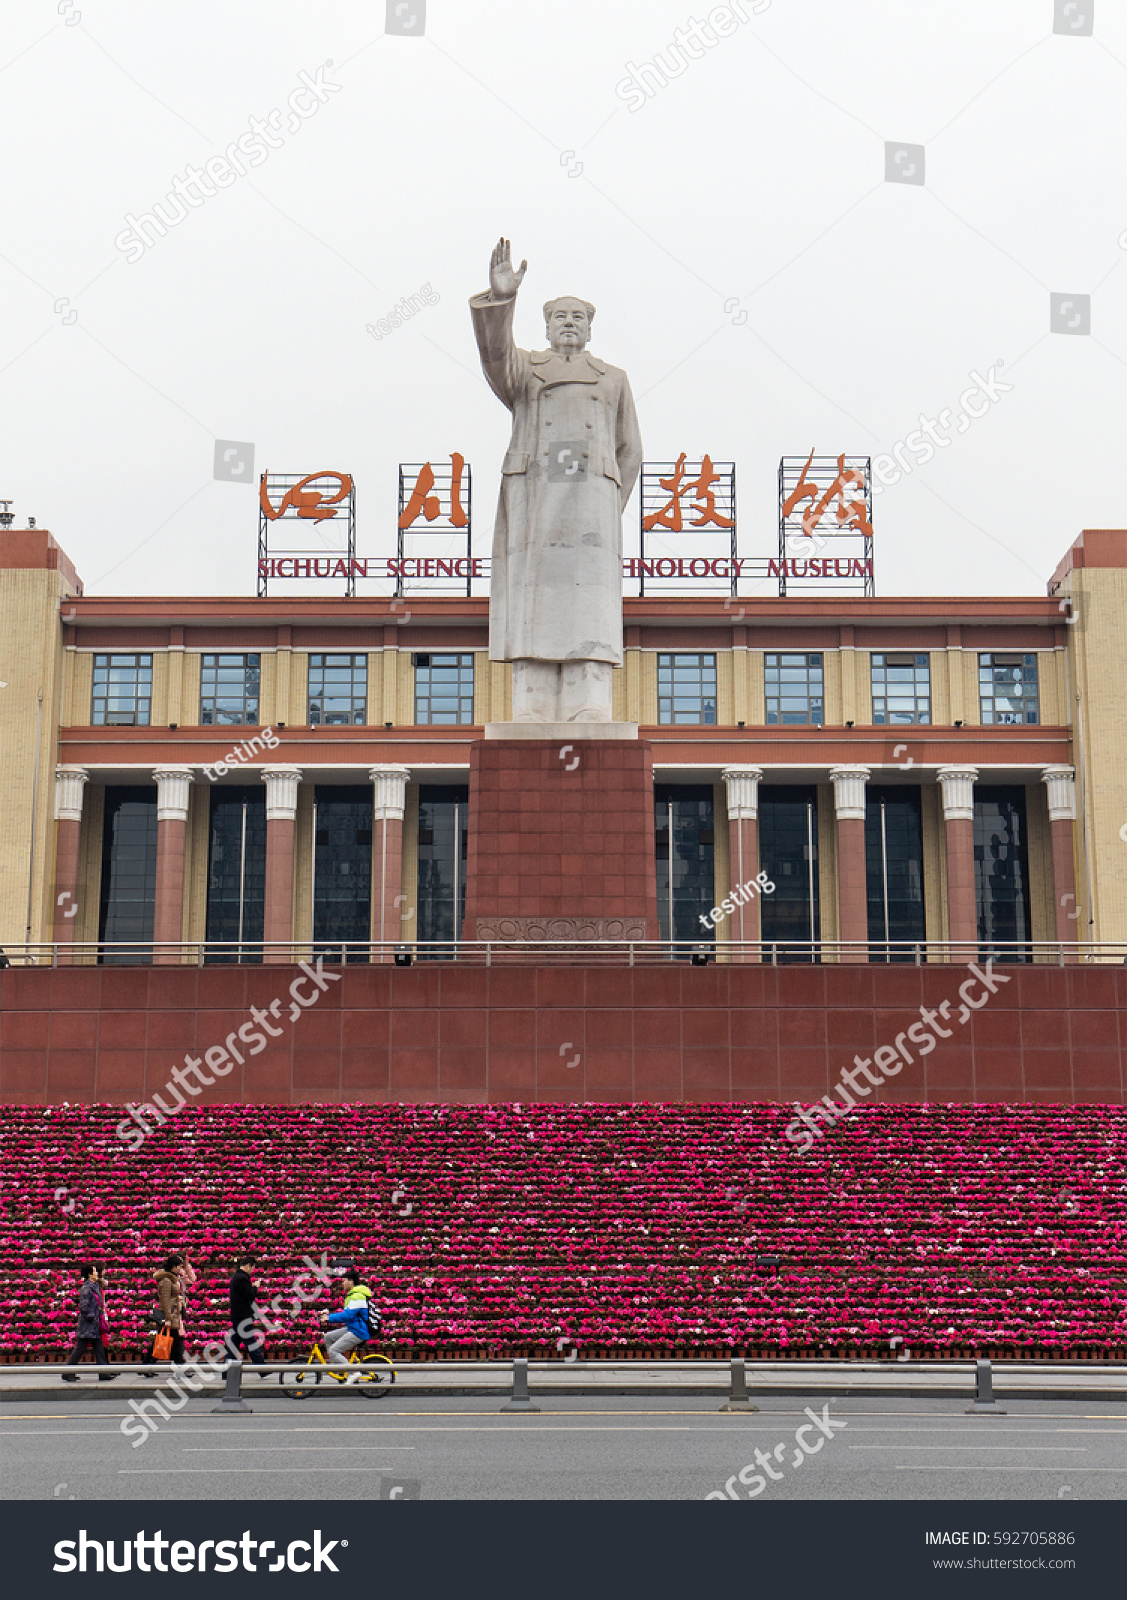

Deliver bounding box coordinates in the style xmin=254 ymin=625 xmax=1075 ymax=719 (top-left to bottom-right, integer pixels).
xmin=2 ymin=1395 xmax=1123 ymax=1502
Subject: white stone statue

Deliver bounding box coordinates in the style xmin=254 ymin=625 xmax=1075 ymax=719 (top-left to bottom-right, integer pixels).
xmin=471 ymin=238 xmax=643 ymax=722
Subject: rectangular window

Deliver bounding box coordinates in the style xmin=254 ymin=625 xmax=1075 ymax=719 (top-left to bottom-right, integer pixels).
xmin=758 ymin=786 xmax=820 ymax=960
xmin=313 ymin=785 xmax=372 ymax=959
xmin=765 ymin=653 xmax=823 ymax=726
xmin=308 ymin=653 xmax=367 ymax=726
xmin=974 ymin=786 xmax=1031 ymax=961
xmin=979 ymin=652 xmax=1039 ymax=725
xmin=417 ymin=785 xmax=469 ymax=953
xmin=201 ymin=654 xmax=260 ymax=726
xmin=655 ymin=784 xmax=715 ymax=948
xmin=865 ymin=786 xmax=925 ymax=960
xmin=205 ymin=787 xmax=266 ymax=963
xmin=657 ymin=653 xmax=717 ymax=725
xmin=871 ymin=653 xmax=930 ymax=726
xmin=91 ymin=654 xmax=152 ymax=726
xmin=98 ymin=786 xmax=157 ymax=961
xmin=414 ymin=653 xmax=474 ymax=725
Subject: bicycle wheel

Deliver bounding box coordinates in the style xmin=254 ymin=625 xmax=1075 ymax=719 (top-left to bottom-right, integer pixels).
xmin=281 ymin=1365 xmax=322 ymax=1399
xmin=354 ymin=1353 xmax=396 ymax=1397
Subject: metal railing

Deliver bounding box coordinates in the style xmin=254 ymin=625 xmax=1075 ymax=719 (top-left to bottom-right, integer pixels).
xmin=1 ymin=939 xmax=1124 ymax=968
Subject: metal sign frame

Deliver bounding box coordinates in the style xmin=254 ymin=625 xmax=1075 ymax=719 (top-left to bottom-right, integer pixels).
xmin=638 ymin=456 xmax=737 ymax=597
xmin=257 ymin=471 xmax=357 ymax=596
xmin=396 ymin=456 xmax=473 ymax=597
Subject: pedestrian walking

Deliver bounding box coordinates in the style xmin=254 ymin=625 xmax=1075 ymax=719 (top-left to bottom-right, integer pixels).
xmin=154 ymin=1254 xmax=186 ymax=1364
xmin=227 ymin=1253 xmax=267 ymax=1370
xmin=175 ymin=1248 xmax=197 ymax=1351
xmin=60 ymin=1264 xmax=117 ymax=1382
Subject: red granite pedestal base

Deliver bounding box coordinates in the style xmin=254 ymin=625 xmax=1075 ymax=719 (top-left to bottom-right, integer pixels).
xmin=463 ymin=740 xmax=659 ymax=940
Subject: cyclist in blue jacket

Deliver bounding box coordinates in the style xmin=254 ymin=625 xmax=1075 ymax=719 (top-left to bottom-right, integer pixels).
xmin=321 ymin=1267 xmax=373 ymax=1366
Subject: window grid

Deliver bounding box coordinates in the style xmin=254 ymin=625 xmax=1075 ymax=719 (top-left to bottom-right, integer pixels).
xmin=415 ymin=653 xmax=475 ymax=725
xmin=979 ymin=653 xmax=1039 ymax=726
xmin=765 ymin=653 xmax=824 ymax=726
xmin=308 ymin=653 xmax=367 ymax=726
xmin=657 ymin=653 xmax=717 ymax=725
xmin=91 ymin=654 xmax=152 ymax=726
xmin=201 ymin=654 xmax=260 ymax=726
xmin=871 ymin=652 xmax=931 ymax=726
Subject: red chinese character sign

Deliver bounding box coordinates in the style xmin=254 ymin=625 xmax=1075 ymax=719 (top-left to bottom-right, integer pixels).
xmin=776 ymin=453 xmax=873 ymax=596
xmin=638 ymin=456 xmax=738 ymax=594
xmin=396 ymin=454 xmax=474 ymax=595
xmin=257 ymin=471 xmax=357 ymax=596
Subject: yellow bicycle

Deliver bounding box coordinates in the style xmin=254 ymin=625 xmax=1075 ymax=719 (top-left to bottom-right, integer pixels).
xmin=281 ymin=1336 xmax=396 ymax=1400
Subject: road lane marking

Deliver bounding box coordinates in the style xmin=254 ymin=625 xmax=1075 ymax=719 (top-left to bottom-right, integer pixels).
xmin=118 ymin=1467 xmax=400 ymax=1475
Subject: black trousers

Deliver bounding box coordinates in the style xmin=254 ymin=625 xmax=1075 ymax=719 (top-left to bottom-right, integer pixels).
xmin=226 ymin=1325 xmax=266 ymax=1365
xmin=63 ymin=1336 xmax=113 ymax=1376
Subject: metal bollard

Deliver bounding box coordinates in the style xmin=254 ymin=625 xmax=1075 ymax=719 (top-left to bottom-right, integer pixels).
xmin=211 ymin=1361 xmax=253 ymax=1415
xmin=719 ymin=1357 xmax=758 ymax=1413
xmin=500 ymin=1358 xmax=540 ymax=1413
xmin=964 ymin=1358 xmax=1006 ymax=1415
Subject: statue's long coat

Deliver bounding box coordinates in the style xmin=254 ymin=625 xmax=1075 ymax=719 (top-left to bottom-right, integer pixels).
xmin=470 ymin=291 xmax=643 ymax=665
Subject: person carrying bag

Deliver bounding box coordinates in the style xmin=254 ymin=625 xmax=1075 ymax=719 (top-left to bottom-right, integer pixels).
xmin=61 ymin=1265 xmax=118 ymax=1382
xmin=152 ymin=1255 xmax=186 ymax=1364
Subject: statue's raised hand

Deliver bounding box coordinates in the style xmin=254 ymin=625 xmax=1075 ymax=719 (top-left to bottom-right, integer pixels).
xmin=489 ymin=237 xmax=527 ymax=301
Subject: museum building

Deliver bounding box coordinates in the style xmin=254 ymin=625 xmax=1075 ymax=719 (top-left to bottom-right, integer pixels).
xmin=1 ymin=521 xmax=1124 ymax=1107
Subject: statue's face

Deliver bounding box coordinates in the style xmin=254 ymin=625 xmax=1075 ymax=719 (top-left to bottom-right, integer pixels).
xmin=546 ymin=300 xmax=590 ymax=352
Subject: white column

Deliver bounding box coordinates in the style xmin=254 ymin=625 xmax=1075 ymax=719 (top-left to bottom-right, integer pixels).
xmin=153 ymin=766 xmax=193 ymax=821
xmin=1041 ymin=764 xmax=1076 ymax=821
xmin=721 ymin=766 xmax=764 ymax=958
xmin=936 ymin=766 xmax=978 ymax=951
xmin=261 ymin=766 xmax=302 ymax=821
xmin=721 ymin=765 xmax=763 ymax=820
xmin=370 ymin=766 xmax=411 ymax=953
xmin=261 ymin=767 xmax=302 ymax=961
xmin=936 ymin=766 xmax=978 ymax=821
xmin=370 ymin=765 xmax=410 ymax=821
xmin=828 ymin=764 xmax=871 ymax=820
xmin=54 ymin=765 xmax=89 ymax=821
xmin=152 ymin=767 xmax=194 ymax=961
xmin=53 ymin=767 xmax=89 ymax=949
xmin=829 ymin=766 xmax=870 ymax=959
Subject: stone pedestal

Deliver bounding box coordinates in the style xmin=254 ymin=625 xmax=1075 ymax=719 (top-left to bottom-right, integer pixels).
xmin=464 ymin=740 xmax=658 ymax=941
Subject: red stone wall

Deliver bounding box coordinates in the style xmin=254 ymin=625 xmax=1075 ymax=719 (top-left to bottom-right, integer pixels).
xmin=463 ymin=740 xmax=659 ymax=936
xmin=0 ymin=962 xmax=1122 ymax=1105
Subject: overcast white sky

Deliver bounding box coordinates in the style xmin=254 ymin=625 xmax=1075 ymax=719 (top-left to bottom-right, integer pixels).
xmin=2 ymin=0 xmax=1125 ymax=600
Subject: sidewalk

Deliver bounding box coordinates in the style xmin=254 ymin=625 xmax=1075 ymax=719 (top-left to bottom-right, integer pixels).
xmin=2 ymin=1360 xmax=1123 ymax=1403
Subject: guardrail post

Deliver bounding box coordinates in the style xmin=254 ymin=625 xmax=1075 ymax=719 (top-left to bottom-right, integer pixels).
xmin=719 ymin=1357 xmax=758 ymax=1412
xmin=964 ymin=1358 xmax=1005 ymax=1415
xmin=210 ymin=1361 xmax=253 ymax=1414
xmin=500 ymin=1357 xmax=540 ymax=1413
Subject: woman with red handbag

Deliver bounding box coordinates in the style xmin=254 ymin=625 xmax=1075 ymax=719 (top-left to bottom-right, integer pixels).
xmin=61 ymin=1265 xmax=118 ymax=1382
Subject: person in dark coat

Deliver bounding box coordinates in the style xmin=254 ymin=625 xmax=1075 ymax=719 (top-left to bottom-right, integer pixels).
xmin=226 ymin=1253 xmax=266 ymax=1369
xmin=61 ymin=1264 xmax=117 ymax=1381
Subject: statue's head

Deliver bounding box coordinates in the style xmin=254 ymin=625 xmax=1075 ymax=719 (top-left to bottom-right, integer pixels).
xmin=544 ymin=295 xmax=595 ymax=353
